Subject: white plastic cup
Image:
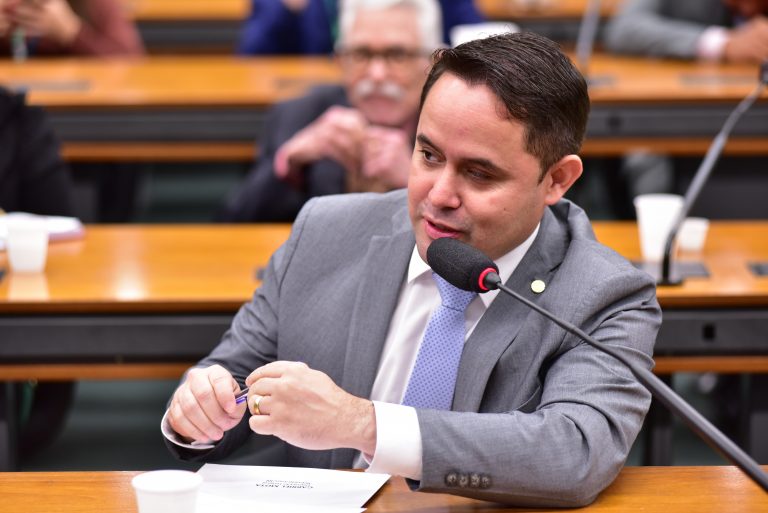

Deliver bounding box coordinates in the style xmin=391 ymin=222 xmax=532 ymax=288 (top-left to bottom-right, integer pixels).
xmin=450 ymin=22 xmax=519 ymax=47
xmin=679 ymin=217 xmax=709 ymax=253
xmin=132 ymin=470 xmax=203 ymax=513
xmin=6 ymin=214 xmax=49 ymax=273
xmin=633 ymin=193 xmax=684 ymax=262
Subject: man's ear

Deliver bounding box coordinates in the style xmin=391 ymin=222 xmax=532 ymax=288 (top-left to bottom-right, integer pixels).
xmin=543 ymin=154 xmax=583 ymax=206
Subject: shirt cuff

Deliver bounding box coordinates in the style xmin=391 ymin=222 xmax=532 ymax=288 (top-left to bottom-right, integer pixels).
xmin=364 ymin=401 xmax=422 ymax=480
xmin=696 ymin=26 xmax=730 ymax=61
xmin=160 ymin=409 xmax=216 ymax=450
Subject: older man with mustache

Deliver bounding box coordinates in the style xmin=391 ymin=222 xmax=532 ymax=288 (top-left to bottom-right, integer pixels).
xmin=219 ymin=0 xmax=441 ymax=222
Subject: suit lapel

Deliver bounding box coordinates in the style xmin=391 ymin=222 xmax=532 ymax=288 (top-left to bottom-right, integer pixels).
xmin=453 ymin=207 xmax=571 ymax=412
xmin=331 ymin=206 xmax=414 ymax=468
xmin=339 ymin=208 xmax=414 ymax=399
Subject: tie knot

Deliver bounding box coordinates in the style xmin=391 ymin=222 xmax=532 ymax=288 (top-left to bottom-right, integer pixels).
xmin=433 ymin=273 xmax=476 ymax=312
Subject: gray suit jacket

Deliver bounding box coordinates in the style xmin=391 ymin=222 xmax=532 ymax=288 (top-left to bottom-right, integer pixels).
xmin=604 ymin=0 xmax=731 ymax=59
xmin=171 ymin=190 xmax=661 ymax=507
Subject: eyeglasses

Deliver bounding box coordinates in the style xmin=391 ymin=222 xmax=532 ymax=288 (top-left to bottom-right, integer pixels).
xmin=337 ymin=46 xmax=429 ymax=69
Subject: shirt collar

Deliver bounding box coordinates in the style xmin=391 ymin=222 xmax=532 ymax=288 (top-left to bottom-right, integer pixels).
xmin=407 ymin=223 xmax=541 ymax=307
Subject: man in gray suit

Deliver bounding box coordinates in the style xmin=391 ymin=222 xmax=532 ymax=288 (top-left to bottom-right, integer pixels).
xmin=164 ymin=32 xmax=661 ymax=507
xmin=605 ymin=0 xmax=768 ymax=62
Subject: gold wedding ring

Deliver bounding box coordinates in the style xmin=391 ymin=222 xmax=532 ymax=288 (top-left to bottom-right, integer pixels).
xmin=249 ymin=394 xmax=264 ymax=416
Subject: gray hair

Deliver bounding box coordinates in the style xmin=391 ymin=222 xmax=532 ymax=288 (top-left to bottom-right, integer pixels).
xmin=337 ymin=0 xmax=443 ymax=52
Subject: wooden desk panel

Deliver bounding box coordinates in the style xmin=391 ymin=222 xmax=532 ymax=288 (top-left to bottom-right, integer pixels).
xmin=59 ymin=137 xmax=768 ymax=164
xmin=586 ymin=55 xmax=767 ymax=104
xmin=478 ymin=0 xmax=618 ymax=20
xmin=0 ymin=57 xmax=341 ymax=109
xmin=0 ymin=224 xmax=290 ymax=314
xmin=122 ymin=0 xmax=615 ymax=52
xmin=124 ymin=0 xmax=615 ymax=23
xmin=1 ymin=55 xmax=766 ymax=160
xmin=128 ymin=0 xmax=247 ymax=21
xmin=0 ymin=467 xmax=766 ymax=512
xmin=1 ymin=221 xmax=767 ymax=366
xmin=2 ymin=222 xmax=767 ymax=312
xmin=594 ymin=222 xmax=768 ymax=308
xmin=2 ymin=55 xmax=761 ymax=108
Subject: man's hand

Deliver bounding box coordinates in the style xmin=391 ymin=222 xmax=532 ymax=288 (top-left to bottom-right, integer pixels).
xmin=273 ymin=106 xmax=368 ymax=184
xmin=5 ymin=0 xmax=81 ymax=44
xmin=724 ymin=16 xmax=768 ymax=63
xmin=0 ymin=0 xmax=11 ymax=37
xmin=360 ymin=126 xmax=412 ymax=190
xmin=168 ymin=365 xmax=247 ymax=444
xmin=281 ymin=0 xmax=308 ymax=12
xmin=245 ymin=361 xmax=377 ymax=456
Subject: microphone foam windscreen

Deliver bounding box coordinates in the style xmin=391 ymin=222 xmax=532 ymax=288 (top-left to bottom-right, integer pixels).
xmin=426 ymin=238 xmax=498 ymax=292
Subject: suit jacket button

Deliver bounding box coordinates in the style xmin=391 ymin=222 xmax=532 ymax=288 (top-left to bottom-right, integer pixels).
xmin=445 ymin=472 xmax=458 ymax=487
xmin=457 ymin=473 xmax=469 ymax=488
xmin=469 ymin=473 xmax=480 ymax=488
xmin=480 ymin=474 xmax=492 ymax=489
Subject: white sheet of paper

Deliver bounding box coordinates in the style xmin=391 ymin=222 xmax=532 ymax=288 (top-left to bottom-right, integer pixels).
xmin=195 ymin=464 xmax=389 ymax=513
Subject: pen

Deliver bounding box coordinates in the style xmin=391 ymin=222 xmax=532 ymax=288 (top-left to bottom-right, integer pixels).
xmin=235 ymin=387 xmax=250 ymax=404
xmin=12 ymin=28 xmax=27 ymax=62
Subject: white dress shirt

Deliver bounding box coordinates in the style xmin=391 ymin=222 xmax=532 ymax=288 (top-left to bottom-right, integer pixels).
xmin=163 ymin=225 xmax=540 ymax=478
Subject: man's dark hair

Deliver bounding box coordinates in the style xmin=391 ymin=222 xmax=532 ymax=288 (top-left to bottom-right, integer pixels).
xmin=419 ymin=31 xmax=590 ymax=179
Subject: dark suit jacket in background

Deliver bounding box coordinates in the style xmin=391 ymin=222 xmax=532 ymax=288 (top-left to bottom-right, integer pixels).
xmin=171 ymin=190 xmax=661 ymax=507
xmin=0 ymin=89 xmax=74 ymax=216
xmin=237 ymin=0 xmax=484 ymax=55
xmin=218 ymin=85 xmax=350 ymax=222
xmin=604 ymin=0 xmax=731 ymax=59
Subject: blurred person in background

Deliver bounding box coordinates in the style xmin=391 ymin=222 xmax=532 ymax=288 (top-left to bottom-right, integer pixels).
xmin=2 ymin=0 xmax=144 ymax=222
xmin=1 ymin=88 xmax=73 ymax=214
xmin=237 ymin=0 xmax=482 ymax=55
xmin=220 ymin=0 xmax=442 ymax=222
xmin=0 ymin=0 xmax=143 ymax=56
xmin=602 ymin=0 xmax=768 ymax=217
xmin=1 ymin=87 xmax=75 ymax=460
xmin=605 ymin=0 xmax=768 ymax=63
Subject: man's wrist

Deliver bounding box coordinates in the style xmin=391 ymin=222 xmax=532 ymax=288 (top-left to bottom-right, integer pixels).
xmin=350 ymin=398 xmax=377 ymax=457
xmin=161 ymin=410 xmax=217 ymax=450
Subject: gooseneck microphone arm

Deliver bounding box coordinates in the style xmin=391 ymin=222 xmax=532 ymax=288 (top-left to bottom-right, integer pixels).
xmin=490 ymin=274 xmax=768 ymax=492
xmin=427 ymin=237 xmax=768 ymax=493
xmin=659 ymin=61 xmax=768 ymax=285
xmin=575 ymin=0 xmax=602 ymax=76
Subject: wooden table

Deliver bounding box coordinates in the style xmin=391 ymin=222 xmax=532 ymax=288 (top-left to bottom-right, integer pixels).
xmin=0 ymin=224 xmax=290 ymax=471
xmin=0 ymin=466 xmax=766 ymax=512
xmin=1 ymin=55 xmax=765 ymax=163
xmin=2 ymin=222 xmax=767 ymax=363
xmin=125 ymin=0 xmax=617 ymax=23
xmin=124 ymin=0 xmax=248 ymax=52
xmin=594 ymin=222 xmax=768 ymax=466
xmin=121 ymin=0 xmax=618 ymax=51
xmin=0 ymin=224 xmax=290 ymax=357
xmin=0 ymin=56 xmax=342 ymax=162
xmin=478 ymin=0 xmax=619 ymax=43
xmin=2 ymin=222 xmax=768 ymax=468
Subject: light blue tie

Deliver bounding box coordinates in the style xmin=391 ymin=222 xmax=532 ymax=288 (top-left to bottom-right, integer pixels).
xmin=402 ymin=273 xmax=477 ymax=410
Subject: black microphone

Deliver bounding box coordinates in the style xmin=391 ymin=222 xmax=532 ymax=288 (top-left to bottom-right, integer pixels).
xmin=427 ymin=236 xmax=768 ymax=493
xmin=658 ymin=61 xmax=768 ymax=285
